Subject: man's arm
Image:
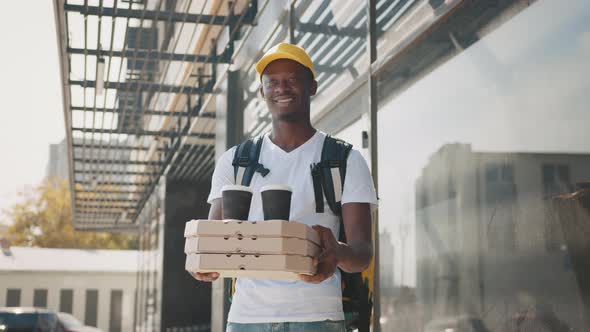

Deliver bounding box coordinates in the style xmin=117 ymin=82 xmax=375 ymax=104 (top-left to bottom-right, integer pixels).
xmin=336 ymin=202 xmax=373 ymax=272
xmin=299 ymin=202 xmax=373 ymax=283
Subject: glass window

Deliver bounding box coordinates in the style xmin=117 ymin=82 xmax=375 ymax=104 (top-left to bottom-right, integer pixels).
xmin=59 ymin=289 xmax=74 ymax=314
xmin=542 ymin=163 xmax=573 ymax=196
xmin=85 ymin=289 xmax=99 ymax=327
xmin=33 ymin=289 xmax=48 ymax=308
xmin=376 ymin=0 xmax=590 ymax=331
xmin=5 ymin=289 xmax=20 ymax=307
xmin=109 ymin=289 xmax=123 ymax=332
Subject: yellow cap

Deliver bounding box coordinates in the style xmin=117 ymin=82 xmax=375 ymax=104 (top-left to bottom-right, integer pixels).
xmin=255 ymin=42 xmax=316 ymax=80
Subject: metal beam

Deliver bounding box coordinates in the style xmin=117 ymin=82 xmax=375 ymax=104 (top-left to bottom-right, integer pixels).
xmin=69 ymin=80 xmax=210 ymax=94
xmin=77 ymin=206 xmax=136 ymax=211
xmin=294 ymin=7 xmax=398 ymax=39
xmin=77 ymin=198 xmax=140 ymax=203
xmin=73 ymin=221 xmax=137 ymax=225
xmin=67 ymin=47 xmax=230 ymax=64
xmin=76 ymin=181 xmax=151 ymax=186
xmin=73 ymin=143 xmax=149 ymax=151
xmin=74 ymin=221 xmax=137 ymax=224
xmin=73 ymin=143 xmax=212 ymax=153
xmin=73 ymin=222 xmax=138 ymax=229
xmin=64 ymin=4 xmax=255 ymax=25
xmin=71 ymin=127 xmax=215 ymax=139
xmin=74 ymin=169 xmax=158 ymax=176
xmin=75 ymin=189 xmax=145 ymax=194
xmin=70 ymin=106 xmax=216 ymax=118
xmin=74 ymin=215 xmax=135 ymax=219
xmin=77 ymin=204 xmax=137 ymax=209
xmin=367 ymin=0 xmax=380 ymax=331
xmin=73 ymin=158 xmax=162 ymax=165
xmin=315 ymin=64 xmax=353 ymax=76
xmin=75 ymin=212 xmax=137 ymax=218
xmin=296 ymin=22 xmax=368 ymax=38
xmin=73 ymin=226 xmax=139 ymax=233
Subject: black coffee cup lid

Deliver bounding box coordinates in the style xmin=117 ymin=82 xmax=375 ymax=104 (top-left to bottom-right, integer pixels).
xmin=222 ymin=184 xmax=253 ymax=193
xmin=260 ymin=184 xmax=292 ymax=192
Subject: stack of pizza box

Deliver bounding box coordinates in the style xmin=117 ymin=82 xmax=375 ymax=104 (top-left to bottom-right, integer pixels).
xmin=184 ymin=219 xmax=321 ymax=280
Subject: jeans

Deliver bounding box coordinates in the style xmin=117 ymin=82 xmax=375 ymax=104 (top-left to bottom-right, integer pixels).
xmin=226 ymin=320 xmax=346 ymax=332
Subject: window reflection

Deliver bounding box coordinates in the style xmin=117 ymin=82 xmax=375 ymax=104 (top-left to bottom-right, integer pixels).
xmin=376 ymin=0 xmax=590 ymax=331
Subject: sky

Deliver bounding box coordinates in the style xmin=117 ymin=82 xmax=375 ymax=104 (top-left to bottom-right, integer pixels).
xmin=0 ymin=1 xmax=65 ymax=219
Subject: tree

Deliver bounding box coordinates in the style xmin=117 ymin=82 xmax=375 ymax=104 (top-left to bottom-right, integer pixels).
xmin=2 ymin=178 xmax=138 ymax=250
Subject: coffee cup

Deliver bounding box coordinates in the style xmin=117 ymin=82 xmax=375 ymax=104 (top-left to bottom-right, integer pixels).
xmin=260 ymin=184 xmax=292 ymax=221
xmin=221 ymin=185 xmax=253 ymax=220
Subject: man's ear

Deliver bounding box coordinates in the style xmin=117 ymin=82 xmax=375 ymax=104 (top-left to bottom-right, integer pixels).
xmin=310 ymin=80 xmax=318 ymax=96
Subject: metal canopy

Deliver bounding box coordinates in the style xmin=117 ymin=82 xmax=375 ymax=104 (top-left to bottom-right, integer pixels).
xmin=244 ymin=0 xmax=422 ymax=138
xmin=55 ymin=0 xmax=430 ymax=230
xmin=55 ymin=0 xmax=257 ymax=230
xmin=70 ymin=106 xmax=216 ymax=118
xmin=64 ymin=4 xmax=256 ymax=25
xmin=68 ymin=47 xmax=232 ymax=63
xmin=69 ymin=79 xmax=212 ymax=94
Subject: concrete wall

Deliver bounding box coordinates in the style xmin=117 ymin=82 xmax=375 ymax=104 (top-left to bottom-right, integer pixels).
xmin=0 ymin=271 xmax=136 ymax=332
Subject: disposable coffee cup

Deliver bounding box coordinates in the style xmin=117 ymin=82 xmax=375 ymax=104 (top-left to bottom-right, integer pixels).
xmin=222 ymin=185 xmax=253 ymax=220
xmin=261 ymin=184 xmax=292 ymax=221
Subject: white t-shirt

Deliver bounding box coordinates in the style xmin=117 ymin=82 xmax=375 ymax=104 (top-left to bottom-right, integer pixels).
xmin=207 ymin=130 xmax=378 ymax=323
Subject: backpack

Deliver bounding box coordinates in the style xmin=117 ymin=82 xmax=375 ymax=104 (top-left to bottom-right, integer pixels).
xmin=230 ymin=134 xmax=374 ymax=332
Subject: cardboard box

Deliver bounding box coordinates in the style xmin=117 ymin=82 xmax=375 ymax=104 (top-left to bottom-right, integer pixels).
xmin=184 ymin=219 xmax=321 ymax=246
xmin=184 ymin=237 xmax=321 ymax=257
xmin=185 ymin=253 xmax=315 ymax=280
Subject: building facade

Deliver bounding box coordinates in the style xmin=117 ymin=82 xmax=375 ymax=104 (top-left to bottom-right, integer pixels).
xmin=0 ymin=246 xmax=138 ymax=332
xmin=46 ymin=139 xmax=69 ymax=180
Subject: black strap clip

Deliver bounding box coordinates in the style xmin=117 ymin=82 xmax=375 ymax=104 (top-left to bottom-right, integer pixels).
xmin=255 ymin=163 xmax=270 ymax=177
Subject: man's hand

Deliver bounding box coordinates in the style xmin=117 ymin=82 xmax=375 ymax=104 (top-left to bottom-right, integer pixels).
xmin=299 ymin=225 xmax=340 ymax=284
xmin=189 ymin=271 xmax=220 ymax=282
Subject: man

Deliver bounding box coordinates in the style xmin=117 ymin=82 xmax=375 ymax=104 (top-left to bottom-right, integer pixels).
xmin=192 ymin=43 xmax=377 ymax=332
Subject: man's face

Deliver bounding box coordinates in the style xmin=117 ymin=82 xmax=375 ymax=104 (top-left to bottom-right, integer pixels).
xmin=259 ymin=59 xmax=317 ymax=121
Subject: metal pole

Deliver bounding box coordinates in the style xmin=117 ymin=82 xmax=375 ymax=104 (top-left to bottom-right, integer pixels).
xmin=367 ymin=0 xmax=380 ymax=330
xmin=289 ymin=0 xmax=296 ymax=44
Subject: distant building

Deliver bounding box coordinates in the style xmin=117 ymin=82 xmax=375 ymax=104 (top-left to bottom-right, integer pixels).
xmin=45 ymin=138 xmax=134 ymax=185
xmin=46 ymin=139 xmax=69 ymax=180
xmin=0 ymin=246 xmax=138 ymax=332
xmin=415 ymin=143 xmax=590 ymax=330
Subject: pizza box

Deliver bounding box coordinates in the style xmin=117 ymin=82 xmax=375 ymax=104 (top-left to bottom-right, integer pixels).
xmin=184 ymin=236 xmax=321 ymax=257
xmin=184 ymin=219 xmax=321 ymax=246
xmin=185 ymin=253 xmax=316 ymax=280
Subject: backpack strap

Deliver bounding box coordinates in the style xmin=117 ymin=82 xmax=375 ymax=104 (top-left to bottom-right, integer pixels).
xmin=228 ymin=136 xmax=269 ymax=303
xmin=232 ymin=135 xmax=269 ymax=186
xmin=311 ymin=135 xmax=352 ymax=218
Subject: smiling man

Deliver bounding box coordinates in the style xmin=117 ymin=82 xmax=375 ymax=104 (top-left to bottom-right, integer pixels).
xmin=192 ymin=43 xmax=378 ymax=332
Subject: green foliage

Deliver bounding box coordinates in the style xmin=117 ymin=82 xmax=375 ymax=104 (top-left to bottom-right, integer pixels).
xmin=3 ymin=178 xmax=138 ymax=250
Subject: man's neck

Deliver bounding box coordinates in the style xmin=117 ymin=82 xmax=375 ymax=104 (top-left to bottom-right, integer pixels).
xmin=269 ymin=120 xmax=316 ymax=153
